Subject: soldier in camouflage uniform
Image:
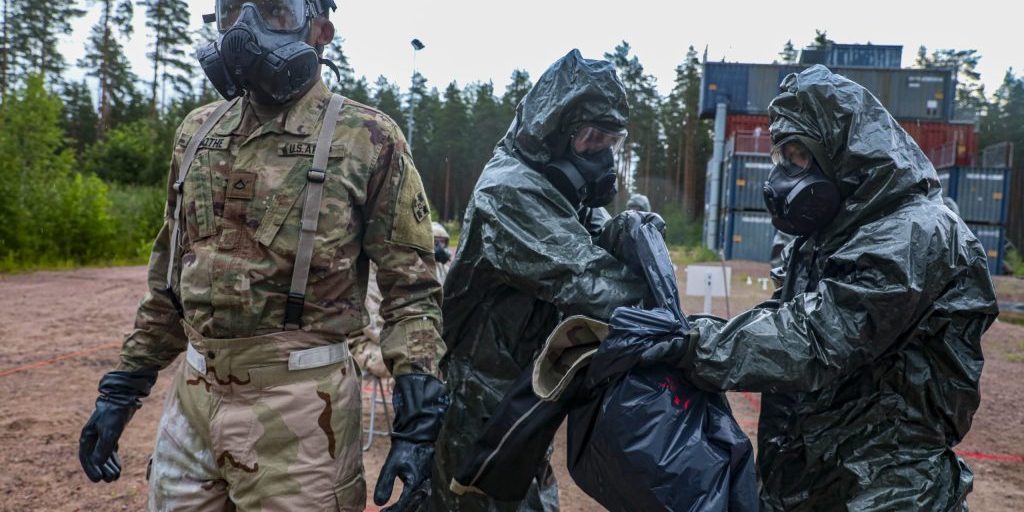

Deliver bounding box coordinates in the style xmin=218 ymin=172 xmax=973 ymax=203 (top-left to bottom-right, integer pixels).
xmin=78 ymin=2 xmax=448 ymax=511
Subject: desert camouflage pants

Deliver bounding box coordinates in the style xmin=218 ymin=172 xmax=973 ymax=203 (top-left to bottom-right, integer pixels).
xmin=147 ymin=323 xmax=365 ymax=511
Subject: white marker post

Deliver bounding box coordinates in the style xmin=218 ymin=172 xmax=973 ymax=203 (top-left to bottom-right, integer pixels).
xmin=685 ymin=265 xmax=731 ymax=315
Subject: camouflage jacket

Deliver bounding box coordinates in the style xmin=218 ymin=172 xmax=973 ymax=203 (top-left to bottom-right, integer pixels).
xmin=118 ymin=82 xmax=444 ymax=377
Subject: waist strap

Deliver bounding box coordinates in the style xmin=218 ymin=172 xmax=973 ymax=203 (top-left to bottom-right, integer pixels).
xmin=185 ymin=341 xmax=350 ymax=374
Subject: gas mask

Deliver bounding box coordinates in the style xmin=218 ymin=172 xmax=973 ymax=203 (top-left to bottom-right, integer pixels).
xmin=197 ymin=0 xmax=333 ymax=105
xmin=762 ymin=135 xmax=841 ymax=236
xmin=543 ymin=124 xmax=627 ymax=208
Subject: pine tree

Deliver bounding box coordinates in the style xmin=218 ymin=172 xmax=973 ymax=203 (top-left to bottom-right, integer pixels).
xmin=605 ymin=41 xmax=663 ymax=207
xmin=811 ymin=29 xmax=833 ymax=50
xmin=372 ymin=75 xmax=406 ymax=134
xmin=80 ymin=0 xmax=138 ymax=138
xmin=61 ymin=81 xmax=100 ymax=157
xmin=500 ymin=69 xmax=532 ymax=119
xmin=5 ymin=0 xmax=85 ymax=88
xmin=779 ymin=40 xmax=798 ymax=64
xmin=0 ymin=0 xmax=10 ymax=95
xmin=140 ymin=0 xmax=194 ymax=114
xmin=434 ymin=82 xmax=469 ymax=219
xmin=322 ymin=38 xmax=354 ymax=92
xmin=466 ymin=81 xmax=505 ymax=172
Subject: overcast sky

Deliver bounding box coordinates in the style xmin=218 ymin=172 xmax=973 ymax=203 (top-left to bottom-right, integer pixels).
xmin=58 ymin=0 xmax=1022 ymax=98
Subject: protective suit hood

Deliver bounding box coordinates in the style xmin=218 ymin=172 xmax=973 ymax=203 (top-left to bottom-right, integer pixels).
xmin=768 ymin=65 xmax=941 ymax=238
xmin=501 ymin=49 xmax=628 ymax=168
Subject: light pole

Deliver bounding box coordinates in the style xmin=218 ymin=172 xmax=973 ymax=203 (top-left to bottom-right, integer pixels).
xmin=408 ymin=38 xmax=425 ymax=153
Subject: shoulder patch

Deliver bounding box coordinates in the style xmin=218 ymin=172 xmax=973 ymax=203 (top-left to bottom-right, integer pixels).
xmin=389 ymin=156 xmax=433 ymax=252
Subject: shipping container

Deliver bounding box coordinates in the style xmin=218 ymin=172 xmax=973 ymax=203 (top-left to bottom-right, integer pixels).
xmin=953 ymin=167 xmax=1012 ymax=225
xmin=724 ymin=210 xmax=776 ymax=262
xmin=935 ymin=168 xmax=957 ymax=198
xmin=827 ymin=44 xmax=903 ymax=69
xmin=700 ymin=63 xmax=750 ymax=117
xmin=966 ymin=223 xmax=1006 ymax=276
xmin=702 ymin=62 xmax=956 ymax=122
xmin=724 ymin=153 xmax=773 ymax=210
xmin=725 ymin=114 xmax=770 ymax=137
xmin=901 ymin=121 xmax=976 ymax=167
xmin=722 ymin=115 xmax=977 ymax=168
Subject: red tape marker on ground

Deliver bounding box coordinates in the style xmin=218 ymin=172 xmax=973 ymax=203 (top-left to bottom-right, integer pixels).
xmin=957 ymin=451 xmax=1024 ymax=463
xmin=0 ymin=341 xmax=122 ymax=378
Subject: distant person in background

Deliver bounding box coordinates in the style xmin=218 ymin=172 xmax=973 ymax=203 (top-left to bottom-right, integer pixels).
xmin=626 ymin=193 xmax=651 ymax=212
xmin=433 ymin=221 xmax=452 ymax=283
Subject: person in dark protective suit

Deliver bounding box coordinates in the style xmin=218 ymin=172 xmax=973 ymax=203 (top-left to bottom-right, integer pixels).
xmin=429 ymin=49 xmax=649 ymax=512
xmin=604 ymin=65 xmax=999 ymax=511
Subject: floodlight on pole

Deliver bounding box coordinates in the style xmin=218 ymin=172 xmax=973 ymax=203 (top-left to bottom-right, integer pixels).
xmin=408 ymin=39 xmax=425 ymax=153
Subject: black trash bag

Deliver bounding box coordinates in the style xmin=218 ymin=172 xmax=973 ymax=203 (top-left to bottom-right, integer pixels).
xmin=450 ymin=222 xmax=758 ymax=511
xmin=570 ymin=222 xmax=759 ymax=512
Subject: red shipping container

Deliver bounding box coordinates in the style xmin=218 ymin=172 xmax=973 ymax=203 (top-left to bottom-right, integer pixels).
xmin=899 ymin=121 xmax=977 ymax=167
xmin=725 ymin=115 xmax=769 ymax=137
xmin=724 ymin=115 xmax=977 ymax=167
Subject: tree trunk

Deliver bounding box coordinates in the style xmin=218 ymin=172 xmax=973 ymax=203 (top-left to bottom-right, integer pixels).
xmin=150 ymin=0 xmax=162 ymax=117
xmin=1 ymin=0 xmax=8 ymax=96
xmin=444 ymin=157 xmax=451 ymax=221
xmin=97 ymin=2 xmax=112 ymax=139
xmin=682 ymin=117 xmax=699 ymax=219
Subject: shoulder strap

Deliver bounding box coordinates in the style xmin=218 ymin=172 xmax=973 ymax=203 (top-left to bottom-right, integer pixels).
xmin=284 ymin=93 xmax=346 ymax=330
xmin=163 ymin=99 xmax=237 ymax=315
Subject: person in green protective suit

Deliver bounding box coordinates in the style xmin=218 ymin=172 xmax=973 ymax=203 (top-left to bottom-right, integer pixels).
xmin=429 ymin=49 xmax=649 ymax=511
xmin=604 ymin=65 xmax=999 ymax=510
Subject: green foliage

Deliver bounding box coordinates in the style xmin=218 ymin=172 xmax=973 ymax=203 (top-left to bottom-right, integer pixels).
xmin=83 ymin=120 xmax=164 ymax=185
xmin=107 ymin=184 xmax=165 ymax=260
xmin=1005 ymin=248 xmax=1024 ymax=278
xmin=659 ymin=202 xmax=705 ymax=247
xmin=0 ymin=76 xmax=115 ymax=265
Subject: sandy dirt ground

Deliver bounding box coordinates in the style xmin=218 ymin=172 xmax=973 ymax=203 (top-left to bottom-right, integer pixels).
xmin=0 ymin=261 xmax=1021 ymax=511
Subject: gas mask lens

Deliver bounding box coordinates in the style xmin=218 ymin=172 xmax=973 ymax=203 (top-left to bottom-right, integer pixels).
xmin=217 ymin=0 xmax=306 ymax=32
xmin=572 ymin=125 xmax=627 ymax=156
xmin=770 ymin=138 xmax=814 ymax=174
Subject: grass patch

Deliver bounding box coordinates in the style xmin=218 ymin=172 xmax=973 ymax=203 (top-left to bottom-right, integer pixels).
xmin=669 ymin=244 xmax=720 ymax=267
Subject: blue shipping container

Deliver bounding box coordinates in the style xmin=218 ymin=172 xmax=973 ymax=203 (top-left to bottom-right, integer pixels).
xmin=967 ymin=223 xmax=1005 ymax=276
xmin=700 ymin=63 xmax=750 ymax=118
xmin=724 ymin=210 xmax=776 ymax=262
xmin=936 ymin=168 xmax=957 ymax=198
xmin=953 ymin=167 xmax=1011 ymax=225
xmin=701 ymin=62 xmax=954 ymax=122
xmin=725 ymin=154 xmax=773 ymax=211
xmin=826 ymin=44 xmax=903 ymax=69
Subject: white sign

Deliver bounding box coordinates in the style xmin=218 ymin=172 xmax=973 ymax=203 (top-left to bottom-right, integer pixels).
xmin=685 ymin=265 xmax=732 ymax=297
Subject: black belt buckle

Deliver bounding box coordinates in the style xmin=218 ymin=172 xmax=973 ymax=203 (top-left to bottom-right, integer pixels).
xmin=284 ymin=292 xmax=305 ymax=329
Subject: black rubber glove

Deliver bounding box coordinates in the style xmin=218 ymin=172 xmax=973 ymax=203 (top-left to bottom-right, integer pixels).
xmin=78 ymin=367 xmax=158 ymax=483
xmin=374 ymin=374 xmax=450 ymax=511
xmin=585 ymin=307 xmax=691 ymax=387
xmin=596 ymin=210 xmax=666 ymax=274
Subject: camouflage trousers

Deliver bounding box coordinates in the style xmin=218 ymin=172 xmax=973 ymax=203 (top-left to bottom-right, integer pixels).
xmin=147 ymin=322 xmax=365 ymax=511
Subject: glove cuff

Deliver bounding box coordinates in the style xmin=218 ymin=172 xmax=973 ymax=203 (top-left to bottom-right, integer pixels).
xmin=391 ymin=374 xmax=450 ymax=443
xmin=97 ymin=367 xmax=158 ymax=409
